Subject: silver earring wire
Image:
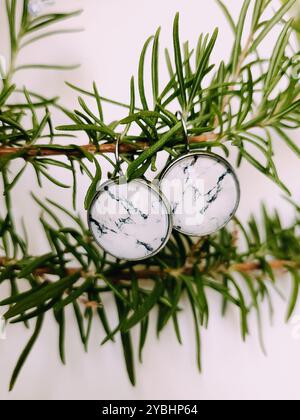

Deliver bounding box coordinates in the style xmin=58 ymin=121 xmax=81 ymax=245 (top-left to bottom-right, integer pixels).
xmin=176 ymin=111 xmax=189 ymax=153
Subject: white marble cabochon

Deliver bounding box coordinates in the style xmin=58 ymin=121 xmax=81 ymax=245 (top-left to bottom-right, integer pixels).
xmin=160 ymin=154 xmax=239 ymax=236
xmin=89 ymin=180 xmax=170 ymax=260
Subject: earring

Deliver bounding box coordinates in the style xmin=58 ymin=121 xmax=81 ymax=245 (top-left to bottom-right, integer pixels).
xmin=88 ymin=138 xmax=173 ymax=261
xmin=159 ymin=113 xmax=240 ymax=237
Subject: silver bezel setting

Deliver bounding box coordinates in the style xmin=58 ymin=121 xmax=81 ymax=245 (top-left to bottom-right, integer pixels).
xmin=87 ymin=177 xmax=174 ymax=261
xmin=159 ymin=151 xmax=241 ymax=237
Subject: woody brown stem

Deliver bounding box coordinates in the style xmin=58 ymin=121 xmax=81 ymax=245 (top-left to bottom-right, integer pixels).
xmin=0 ymin=134 xmax=217 ymax=158
xmin=115 ymin=259 xmax=297 ymax=280
xmin=230 ymin=260 xmax=296 ymax=272
xmin=0 ymin=257 xmax=297 ymax=281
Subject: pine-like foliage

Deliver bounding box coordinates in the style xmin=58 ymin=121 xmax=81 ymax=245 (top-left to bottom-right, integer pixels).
xmin=1 ymin=0 xmax=300 ymax=391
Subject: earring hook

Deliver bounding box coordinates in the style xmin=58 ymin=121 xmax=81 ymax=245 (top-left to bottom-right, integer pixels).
xmin=176 ymin=111 xmax=189 ymax=153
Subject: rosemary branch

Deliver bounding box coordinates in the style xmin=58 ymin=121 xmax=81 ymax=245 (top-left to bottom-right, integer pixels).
xmin=0 ymin=134 xmax=217 ymax=157
xmin=0 ymin=256 xmax=296 ymax=280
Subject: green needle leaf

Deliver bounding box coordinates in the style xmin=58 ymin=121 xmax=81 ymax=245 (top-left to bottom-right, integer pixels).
xmin=138 ymin=36 xmax=154 ymax=110
xmin=264 ymin=19 xmax=292 ymax=93
xmin=173 ymin=13 xmax=187 ymax=110
xmin=232 ymin=0 xmax=251 ymax=74
xmin=84 ymin=157 xmax=102 ymax=210
xmin=126 ymin=122 xmax=181 ymax=179
xmin=250 ymin=0 xmax=296 ymax=52
xmin=189 ymin=28 xmax=218 ymax=108
xmin=54 ymin=278 xmax=93 ymax=312
xmin=287 ymin=268 xmax=300 ymax=321
xmin=152 ymin=28 xmax=161 ymax=105
xmin=4 ymin=273 xmax=81 ymax=320
xmin=215 ymin=0 xmax=236 ymax=34
xmin=18 ymin=252 xmax=54 ymax=278
xmin=115 ymin=297 xmax=136 ymax=386
xmin=9 ymin=313 xmax=44 ymax=392
xmin=122 ymin=280 xmax=164 ymax=332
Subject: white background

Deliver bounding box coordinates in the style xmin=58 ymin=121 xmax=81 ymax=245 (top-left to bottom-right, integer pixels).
xmin=1 ymin=0 xmax=300 ymax=400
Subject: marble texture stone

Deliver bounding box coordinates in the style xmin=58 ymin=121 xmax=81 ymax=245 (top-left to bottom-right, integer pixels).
xmin=160 ymin=152 xmax=240 ymax=236
xmin=88 ymin=178 xmax=172 ymax=261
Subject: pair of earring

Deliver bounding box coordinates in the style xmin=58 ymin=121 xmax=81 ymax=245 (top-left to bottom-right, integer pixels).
xmin=88 ymin=116 xmax=240 ymax=261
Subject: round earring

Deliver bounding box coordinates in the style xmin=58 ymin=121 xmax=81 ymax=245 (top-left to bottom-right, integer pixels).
xmin=88 ymin=138 xmax=173 ymax=261
xmin=159 ymin=113 xmax=240 ymax=237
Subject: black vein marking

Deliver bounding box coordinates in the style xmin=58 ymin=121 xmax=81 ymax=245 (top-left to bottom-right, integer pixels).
xmin=183 ymin=155 xmax=198 ymax=174
xmin=207 ymin=191 xmax=221 ymax=204
xmin=89 ymin=216 xmax=117 ymax=237
xmin=200 ymin=205 xmax=209 ymax=215
xmin=205 ymin=170 xmax=229 ymax=197
xmin=172 ymin=202 xmax=180 ymax=214
xmin=191 ymin=168 xmax=232 ymax=216
xmin=192 ymin=155 xmax=198 ymax=165
xmin=183 ymin=164 xmax=189 ymax=175
xmin=105 ymin=188 xmax=148 ymax=220
xmin=173 ymin=163 xmax=234 ymax=226
xmin=136 ymin=240 xmax=154 ymax=252
xmin=115 ymin=217 xmax=133 ymax=229
xmin=183 ymin=156 xmax=200 ymax=189
xmin=205 ymin=169 xmax=231 ymax=203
